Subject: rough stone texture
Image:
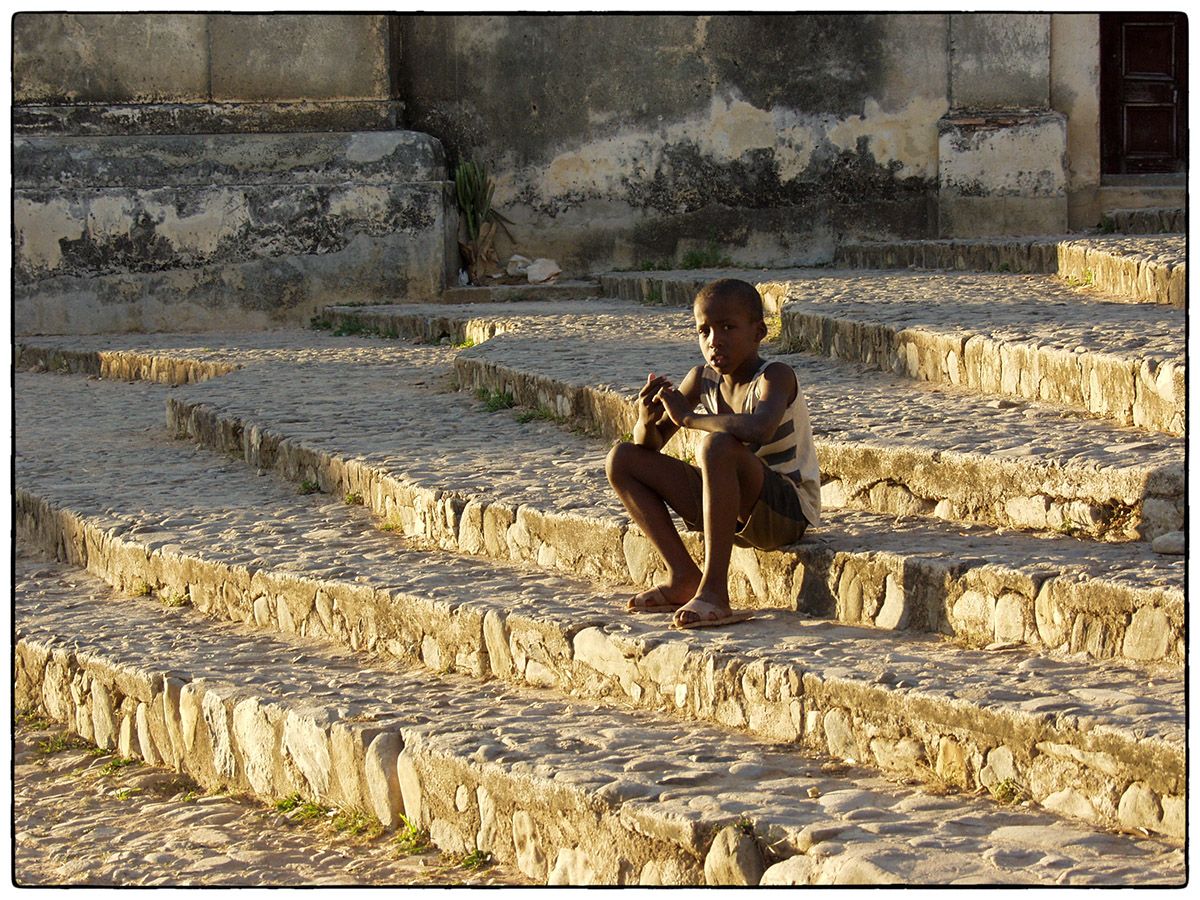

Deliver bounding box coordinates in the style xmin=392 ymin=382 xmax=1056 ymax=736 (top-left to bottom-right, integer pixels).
xmin=12 ymin=351 xmax=1186 ymax=843
xmin=13 ymin=131 xmax=451 ymax=334
xmin=15 ymin=332 xmax=1184 ymax=668
xmin=1101 ymin=208 xmax=1185 ymax=236
xmin=704 ymin=826 xmax=765 ymax=885
xmin=1057 ymin=237 xmax=1186 ymax=308
xmin=13 ymin=555 xmax=1185 ymax=884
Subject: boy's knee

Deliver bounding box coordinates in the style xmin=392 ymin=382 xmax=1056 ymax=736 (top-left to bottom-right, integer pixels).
xmin=606 ymin=440 xmax=639 ymax=482
xmin=697 ymin=431 xmax=741 ymax=465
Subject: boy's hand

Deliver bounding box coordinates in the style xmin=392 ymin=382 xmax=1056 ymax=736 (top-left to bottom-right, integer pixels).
xmin=655 ymin=385 xmax=692 ymax=427
xmin=637 ymin=373 xmax=671 ymax=424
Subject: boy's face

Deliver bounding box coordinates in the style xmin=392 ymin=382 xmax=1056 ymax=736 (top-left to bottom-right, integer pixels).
xmin=693 ymin=293 xmax=767 ymax=376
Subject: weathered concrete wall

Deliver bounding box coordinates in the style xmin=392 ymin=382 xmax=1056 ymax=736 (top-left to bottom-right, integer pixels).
xmin=13 ymin=13 xmax=401 ymax=135
xmin=399 ymin=13 xmax=948 ymax=272
xmin=13 ymin=132 xmax=453 ymax=334
xmin=1051 ymin=14 xmax=1103 ymax=229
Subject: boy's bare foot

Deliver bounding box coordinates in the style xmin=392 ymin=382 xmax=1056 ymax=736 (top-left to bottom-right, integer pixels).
xmin=671 ymin=593 xmax=754 ymax=629
xmin=627 ymin=575 xmax=700 ymax=612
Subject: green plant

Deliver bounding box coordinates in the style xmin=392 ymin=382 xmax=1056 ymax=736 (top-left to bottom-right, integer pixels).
xmin=276 ymin=793 xmax=326 ymax=822
xmin=114 ymin=787 xmax=141 ymax=801
xmin=379 ymin=521 xmax=400 ymax=532
xmin=454 ymin=159 xmax=514 ymax=285
xmin=160 ymin=589 xmax=188 ymax=608
xmin=680 ymin=243 xmax=734 ymax=269
xmin=17 ymin=709 xmax=53 ymax=731
xmin=310 ymin=315 xmax=333 ymax=331
xmin=37 ymin=733 xmax=77 ymax=755
xmin=476 ymin=388 xmax=515 ymax=412
xmin=516 ymin=405 xmax=559 ymax=425
xmin=180 ymin=790 xmax=201 ymax=803
xmin=333 ymin=808 xmax=384 ymax=839
xmin=299 ymin=480 xmax=320 ymax=495
xmin=618 ymin=431 xmax=634 ymax=443
xmin=130 ymin=580 xmax=152 ymax=598
xmin=996 ymin=262 xmax=1013 ymax=273
xmin=99 ymin=757 xmax=140 ymax=777
xmin=645 ymin=283 xmax=664 ymax=305
xmin=392 ymin=814 xmax=430 ymax=855
xmin=735 ymin=816 xmax=756 ymax=836
xmin=460 ymin=849 xmax=493 ymax=870
xmin=344 ymin=491 xmax=364 ymax=506
xmin=453 ymin=338 xmax=477 ymax=349
xmin=991 ymin=778 xmax=1023 ymax=805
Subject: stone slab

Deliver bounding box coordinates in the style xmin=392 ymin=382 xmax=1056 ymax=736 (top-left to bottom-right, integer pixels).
xmin=13 ymin=555 xmax=1186 ymax=883
xmin=12 ymin=360 xmax=1186 ymax=837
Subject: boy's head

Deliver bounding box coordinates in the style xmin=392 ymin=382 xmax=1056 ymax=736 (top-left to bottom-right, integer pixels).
xmin=693 ymin=278 xmax=764 ymax=324
xmin=692 ymin=278 xmax=767 ymax=374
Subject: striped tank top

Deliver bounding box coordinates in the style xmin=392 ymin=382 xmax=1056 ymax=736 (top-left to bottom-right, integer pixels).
xmin=698 ymin=361 xmax=822 ymax=527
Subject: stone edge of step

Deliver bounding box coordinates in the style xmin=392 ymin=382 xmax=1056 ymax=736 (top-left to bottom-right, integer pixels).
xmin=15 ymin=485 xmax=1186 ymax=847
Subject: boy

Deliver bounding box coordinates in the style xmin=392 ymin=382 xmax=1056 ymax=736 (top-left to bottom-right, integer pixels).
xmin=606 ymin=278 xmax=820 ymax=628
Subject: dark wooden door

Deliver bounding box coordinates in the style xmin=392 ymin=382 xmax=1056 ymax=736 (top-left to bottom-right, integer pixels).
xmin=1101 ymin=13 xmax=1188 ymax=174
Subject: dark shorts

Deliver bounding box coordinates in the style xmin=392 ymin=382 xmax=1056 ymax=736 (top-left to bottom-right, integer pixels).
xmin=678 ymin=461 xmax=809 ymax=551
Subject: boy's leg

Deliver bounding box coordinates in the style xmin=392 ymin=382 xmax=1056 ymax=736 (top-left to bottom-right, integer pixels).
xmin=674 ymin=432 xmax=765 ymax=627
xmin=606 ymin=442 xmax=704 ymax=607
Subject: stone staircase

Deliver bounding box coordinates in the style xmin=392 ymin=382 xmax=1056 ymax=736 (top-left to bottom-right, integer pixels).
xmin=13 ymin=234 xmax=1186 ymax=885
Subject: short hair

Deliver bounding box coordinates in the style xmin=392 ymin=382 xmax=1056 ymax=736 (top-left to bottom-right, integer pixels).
xmin=694 ymin=278 xmax=764 ymax=322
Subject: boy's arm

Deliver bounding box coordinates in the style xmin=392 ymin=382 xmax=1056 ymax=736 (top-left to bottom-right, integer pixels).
xmin=658 ymin=361 xmax=796 ymax=446
xmin=634 ymin=366 xmax=703 ymax=451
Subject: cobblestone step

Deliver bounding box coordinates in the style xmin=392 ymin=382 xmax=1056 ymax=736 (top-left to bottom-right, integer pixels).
xmin=15 ymin=555 xmax=1184 ymax=885
xmin=15 ymin=339 xmax=1183 ymax=663
xmin=13 ymin=364 xmax=1186 ymax=842
xmin=832 ymin=236 xmax=1184 ymax=309
xmin=331 ymin=303 xmax=1180 ymax=542
xmin=512 ymin=271 xmax=1186 ymax=435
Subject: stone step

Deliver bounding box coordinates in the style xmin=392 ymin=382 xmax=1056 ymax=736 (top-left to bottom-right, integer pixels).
xmin=1100 ymin=208 xmax=1185 ymax=236
xmin=832 ymin=237 xmax=1184 ymax=308
xmin=1055 ymin=237 xmax=1186 ymax=309
xmin=772 ymin=273 xmax=1184 ymax=436
xmin=12 ymin=371 xmax=1186 ymax=845
xmin=15 ymin=554 xmax=1184 ymax=885
xmin=16 ymin=340 xmax=1183 ymax=667
xmin=393 ymin=308 xmax=1178 ymax=542
xmin=310 ymin=301 xmax=1184 ymax=535
xmin=593 ymin=270 xmax=1184 ymax=434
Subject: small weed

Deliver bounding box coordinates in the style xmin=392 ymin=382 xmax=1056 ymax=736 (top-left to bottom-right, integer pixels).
xmin=1099 ymin=216 xmax=1118 ymax=234
xmin=515 ymin=405 xmax=559 ymax=425
xmin=735 ymin=816 xmax=756 ymax=836
xmin=310 ymin=315 xmax=333 ymax=331
xmin=645 ymin=283 xmax=664 ymax=305
xmin=276 ymin=793 xmax=327 ymax=822
xmin=333 ymin=808 xmax=385 ymax=839
xmin=636 ymin=259 xmax=672 ymax=271
xmin=460 ymin=849 xmax=493 ymax=870
xmin=996 ymin=262 xmax=1012 ymax=273
xmin=332 ymin=319 xmax=369 ymax=337
xmin=114 ymin=787 xmax=141 ymax=801
xmin=17 ymin=709 xmax=53 ymax=731
xmin=392 ymin=814 xmax=431 ymax=855
xmin=991 ymin=778 xmax=1024 ymax=805
xmin=159 ymin=589 xmax=188 ymax=608
xmin=618 ymin=431 xmax=634 ymax=443
xmin=379 ymin=521 xmax=400 ymax=532
xmin=87 ymin=745 xmax=108 ymax=757
xmin=344 ymin=491 xmax=364 ymax=505
xmin=476 ymin=388 xmax=516 ymax=412
xmin=37 ymin=733 xmax=77 ymax=755
xmin=130 ymin=580 xmax=152 ymax=597
xmin=180 ymin=790 xmax=201 ymax=803
xmin=299 ymin=479 xmax=321 ymax=495
xmin=99 ymin=757 xmax=140 ymax=777
xmin=680 ymin=243 xmax=734 ymax=269
xmin=453 ymin=338 xmax=477 ymax=349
